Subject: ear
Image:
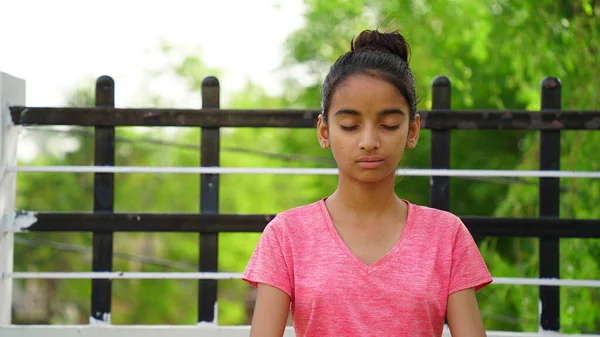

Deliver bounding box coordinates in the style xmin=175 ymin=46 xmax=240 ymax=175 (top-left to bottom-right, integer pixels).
xmin=317 ymin=113 xmax=330 ymax=149
xmin=406 ymin=114 xmax=421 ymax=149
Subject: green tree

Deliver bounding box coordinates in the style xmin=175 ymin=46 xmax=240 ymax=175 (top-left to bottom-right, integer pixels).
xmin=279 ymin=0 xmax=599 ymax=332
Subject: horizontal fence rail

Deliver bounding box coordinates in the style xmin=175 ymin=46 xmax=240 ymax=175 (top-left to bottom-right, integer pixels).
xmin=7 ymin=165 xmax=600 ymax=178
xmin=9 ymin=106 xmax=600 ymax=129
xmin=5 ymin=273 xmax=600 ymax=289
xmin=6 ymin=212 xmax=600 ymax=237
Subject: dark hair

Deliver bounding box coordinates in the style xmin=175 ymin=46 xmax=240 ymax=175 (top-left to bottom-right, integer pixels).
xmin=321 ymin=29 xmax=417 ymax=121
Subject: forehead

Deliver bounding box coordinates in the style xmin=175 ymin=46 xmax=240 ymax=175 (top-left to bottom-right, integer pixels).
xmin=329 ymin=73 xmax=409 ymax=115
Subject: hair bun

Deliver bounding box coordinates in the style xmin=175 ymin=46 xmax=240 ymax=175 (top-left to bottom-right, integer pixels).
xmin=351 ymin=29 xmax=411 ymax=64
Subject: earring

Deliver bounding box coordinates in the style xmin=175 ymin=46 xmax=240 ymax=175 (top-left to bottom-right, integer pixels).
xmin=321 ymin=141 xmax=329 ymax=148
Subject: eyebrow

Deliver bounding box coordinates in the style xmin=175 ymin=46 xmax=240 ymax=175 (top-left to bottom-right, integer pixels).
xmin=333 ymin=108 xmax=406 ymax=116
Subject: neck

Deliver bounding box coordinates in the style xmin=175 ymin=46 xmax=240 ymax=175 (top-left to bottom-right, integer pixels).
xmin=328 ymin=173 xmax=400 ymax=217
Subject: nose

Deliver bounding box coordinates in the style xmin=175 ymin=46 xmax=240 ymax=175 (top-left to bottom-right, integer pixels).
xmin=359 ymin=127 xmax=379 ymax=151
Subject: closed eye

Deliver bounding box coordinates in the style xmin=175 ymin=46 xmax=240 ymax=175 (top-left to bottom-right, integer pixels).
xmin=340 ymin=125 xmax=400 ymax=131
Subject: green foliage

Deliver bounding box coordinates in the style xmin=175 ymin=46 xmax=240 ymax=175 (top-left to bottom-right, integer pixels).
xmin=280 ymin=0 xmax=599 ymax=333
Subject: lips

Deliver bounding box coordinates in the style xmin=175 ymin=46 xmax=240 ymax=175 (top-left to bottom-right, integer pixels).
xmin=357 ymin=156 xmax=384 ymax=162
xmin=356 ymin=156 xmax=385 ymax=169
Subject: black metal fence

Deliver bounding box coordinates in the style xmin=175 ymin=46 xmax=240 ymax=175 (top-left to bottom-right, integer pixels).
xmin=9 ymin=75 xmax=600 ymax=331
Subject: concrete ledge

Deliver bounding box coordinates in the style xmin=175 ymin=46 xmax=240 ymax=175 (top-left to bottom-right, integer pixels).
xmin=1 ymin=325 xmax=599 ymax=337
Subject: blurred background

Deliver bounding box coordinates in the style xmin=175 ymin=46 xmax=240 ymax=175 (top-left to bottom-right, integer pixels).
xmin=0 ymin=0 xmax=598 ymax=333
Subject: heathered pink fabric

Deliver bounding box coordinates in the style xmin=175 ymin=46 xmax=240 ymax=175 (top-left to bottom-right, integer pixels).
xmin=243 ymin=198 xmax=492 ymax=337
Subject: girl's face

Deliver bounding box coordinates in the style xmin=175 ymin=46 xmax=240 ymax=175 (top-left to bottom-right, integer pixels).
xmin=317 ymin=73 xmax=420 ymax=184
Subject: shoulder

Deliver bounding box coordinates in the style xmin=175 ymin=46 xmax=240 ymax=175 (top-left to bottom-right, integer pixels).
xmin=265 ymin=198 xmax=327 ymax=237
xmin=277 ymin=199 xmax=325 ymax=221
xmin=406 ymin=201 xmax=465 ymax=239
xmin=408 ymin=202 xmax=462 ymax=227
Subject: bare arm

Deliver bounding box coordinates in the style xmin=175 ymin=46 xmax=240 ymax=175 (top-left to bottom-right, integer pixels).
xmin=446 ymin=288 xmax=487 ymax=337
xmin=249 ymin=283 xmax=291 ymax=337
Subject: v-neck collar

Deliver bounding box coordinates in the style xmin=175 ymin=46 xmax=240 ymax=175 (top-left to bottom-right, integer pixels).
xmin=318 ymin=197 xmax=414 ymax=275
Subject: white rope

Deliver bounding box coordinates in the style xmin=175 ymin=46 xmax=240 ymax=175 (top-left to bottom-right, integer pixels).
xmin=492 ymin=277 xmax=600 ymax=288
xmin=4 ymin=272 xmax=243 ymax=280
xmin=8 ymin=165 xmax=600 ymax=179
xmin=4 ymin=272 xmax=600 ymax=287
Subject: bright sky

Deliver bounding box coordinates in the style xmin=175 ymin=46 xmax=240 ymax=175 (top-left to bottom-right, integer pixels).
xmin=0 ymin=0 xmax=306 ymax=161
xmin=0 ymin=0 xmax=305 ymax=107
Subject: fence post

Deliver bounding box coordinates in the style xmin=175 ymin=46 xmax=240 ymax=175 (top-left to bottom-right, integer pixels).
xmin=430 ymin=76 xmax=451 ymax=211
xmin=539 ymin=77 xmax=561 ymax=332
xmin=198 ymin=76 xmax=220 ymax=324
xmin=90 ymin=75 xmax=115 ymax=325
xmin=0 ymin=72 xmax=25 ymax=325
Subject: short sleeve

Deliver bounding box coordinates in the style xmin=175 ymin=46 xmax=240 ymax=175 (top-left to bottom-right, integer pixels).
xmin=242 ymin=217 xmax=293 ymax=299
xmin=448 ymin=217 xmax=493 ymax=295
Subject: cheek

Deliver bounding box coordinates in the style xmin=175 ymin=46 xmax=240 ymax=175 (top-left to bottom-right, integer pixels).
xmin=329 ymin=129 xmax=349 ymax=150
xmin=386 ymin=131 xmax=408 ymax=147
xmin=329 ymin=138 xmax=351 ymax=163
xmin=330 ymin=143 xmax=346 ymax=158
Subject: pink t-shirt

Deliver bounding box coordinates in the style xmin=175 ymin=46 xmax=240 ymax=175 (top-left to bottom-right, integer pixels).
xmin=243 ymin=198 xmax=492 ymax=337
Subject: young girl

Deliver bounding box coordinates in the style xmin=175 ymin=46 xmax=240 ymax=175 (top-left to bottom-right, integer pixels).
xmin=242 ymin=28 xmax=492 ymax=337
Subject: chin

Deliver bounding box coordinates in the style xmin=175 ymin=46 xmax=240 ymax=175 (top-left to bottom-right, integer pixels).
xmin=349 ymin=168 xmax=397 ymax=184
xmin=357 ymin=175 xmax=392 ymax=184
